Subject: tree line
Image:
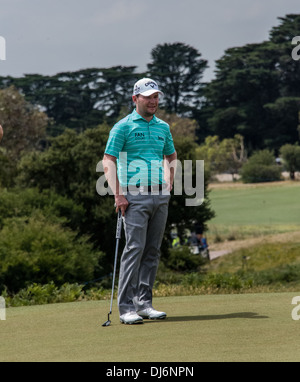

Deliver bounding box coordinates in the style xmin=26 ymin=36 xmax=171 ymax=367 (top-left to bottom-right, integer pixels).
xmin=1 ymin=14 xmax=299 ymax=153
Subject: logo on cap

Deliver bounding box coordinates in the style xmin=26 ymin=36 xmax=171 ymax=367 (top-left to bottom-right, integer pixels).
xmin=145 ymin=81 xmax=157 ymax=89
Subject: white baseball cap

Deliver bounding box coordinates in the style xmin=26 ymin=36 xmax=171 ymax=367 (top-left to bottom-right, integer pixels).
xmin=133 ymin=78 xmax=164 ymax=97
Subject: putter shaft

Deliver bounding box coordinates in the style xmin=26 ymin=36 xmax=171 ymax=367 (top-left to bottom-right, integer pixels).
xmin=102 ymin=210 xmax=122 ymax=327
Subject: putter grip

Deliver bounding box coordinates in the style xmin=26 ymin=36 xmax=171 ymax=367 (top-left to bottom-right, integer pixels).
xmin=116 ymin=210 xmax=122 ymax=239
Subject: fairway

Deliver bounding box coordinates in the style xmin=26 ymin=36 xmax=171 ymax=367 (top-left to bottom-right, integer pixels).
xmin=1 ymin=293 xmax=299 ymax=362
xmin=207 ymin=182 xmax=300 ymax=245
xmin=209 ymin=182 xmax=300 ymax=226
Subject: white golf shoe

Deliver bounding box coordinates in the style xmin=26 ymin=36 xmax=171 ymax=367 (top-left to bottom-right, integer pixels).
xmin=120 ymin=312 xmax=143 ymax=325
xmin=136 ymin=307 xmax=167 ymax=320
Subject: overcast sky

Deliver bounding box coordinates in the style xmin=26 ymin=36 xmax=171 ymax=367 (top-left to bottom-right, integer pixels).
xmin=0 ymin=0 xmax=299 ymax=82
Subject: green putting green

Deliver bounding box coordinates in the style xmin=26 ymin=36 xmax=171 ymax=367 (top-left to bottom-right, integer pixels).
xmin=1 ymin=292 xmax=299 ymax=362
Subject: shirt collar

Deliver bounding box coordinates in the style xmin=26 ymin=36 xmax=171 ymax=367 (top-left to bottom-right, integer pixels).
xmin=132 ymin=109 xmax=158 ymax=124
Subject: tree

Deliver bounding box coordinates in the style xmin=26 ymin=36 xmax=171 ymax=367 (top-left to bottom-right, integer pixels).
xmin=0 ymin=86 xmax=48 ymax=186
xmin=196 ymin=135 xmax=247 ymax=179
xmin=269 ymin=14 xmax=300 ymax=97
xmin=196 ymin=135 xmax=223 ymax=176
xmin=201 ymin=14 xmax=300 ymax=152
xmin=95 ymin=66 xmax=137 ymax=122
xmin=0 ymin=86 xmax=47 ymax=157
xmin=147 ymin=42 xmax=208 ymax=116
xmin=280 ymin=143 xmax=300 ymax=179
xmin=156 ymin=109 xmax=198 ymax=140
xmin=220 ymin=135 xmax=247 ymax=179
xmin=202 ymin=42 xmax=280 ymax=151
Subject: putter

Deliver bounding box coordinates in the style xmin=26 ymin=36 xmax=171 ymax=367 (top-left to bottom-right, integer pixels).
xmin=102 ymin=209 xmax=123 ymax=327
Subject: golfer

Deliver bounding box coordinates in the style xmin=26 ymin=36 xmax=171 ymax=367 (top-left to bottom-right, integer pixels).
xmin=103 ymin=78 xmax=177 ymax=324
xmin=0 ymin=125 xmax=3 ymax=142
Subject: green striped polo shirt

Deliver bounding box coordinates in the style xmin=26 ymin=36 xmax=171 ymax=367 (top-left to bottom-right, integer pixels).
xmin=104 ymin=109 xmax=175 ymax=187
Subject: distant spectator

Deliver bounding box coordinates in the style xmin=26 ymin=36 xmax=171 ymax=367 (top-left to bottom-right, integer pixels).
xmin=189 ymin=224 xmax=209 ymax=259
xmin=171 ymin=232 xmax=181 ymax=248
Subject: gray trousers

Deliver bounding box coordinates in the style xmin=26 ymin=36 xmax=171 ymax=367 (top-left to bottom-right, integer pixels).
xmin=117 ymin=190 xmax=171 ymax=315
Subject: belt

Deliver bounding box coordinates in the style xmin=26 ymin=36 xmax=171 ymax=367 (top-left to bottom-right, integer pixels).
xmin=126 ymin=184 xmax=164 ymax=193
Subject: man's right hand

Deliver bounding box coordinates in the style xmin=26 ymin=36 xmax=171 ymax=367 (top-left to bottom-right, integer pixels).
xmin=115 ymin=194 xmax=129 ymax=216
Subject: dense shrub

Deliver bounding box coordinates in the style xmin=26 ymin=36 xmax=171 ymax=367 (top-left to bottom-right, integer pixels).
xmin=241 ymin=163 xmax=282 ymax=183
xmin=241 ymin=150 xmax=282 ymax=183
xmin=0 ymin=214 xmax=104 ymax=293
xmin=165 ymin=246 xmax=207 ymax=271
xmin=250 ymin=264 xmax=300 ymax=285
xmin=3 ymin=282 xmax=84 ymax=306
xmin=2 ymin=282 xmax=110 ymax=307
xmin=181 ymin=272 xmax=253 ymax=291
xmin=241 ymin=150 xmax=281 ymax=183
xmin=0 ymin=187 xmax=85 ymax=230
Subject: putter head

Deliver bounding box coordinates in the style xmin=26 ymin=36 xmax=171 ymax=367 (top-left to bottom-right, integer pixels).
xmin=102 ymin=313 xmax=112 ymax=327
